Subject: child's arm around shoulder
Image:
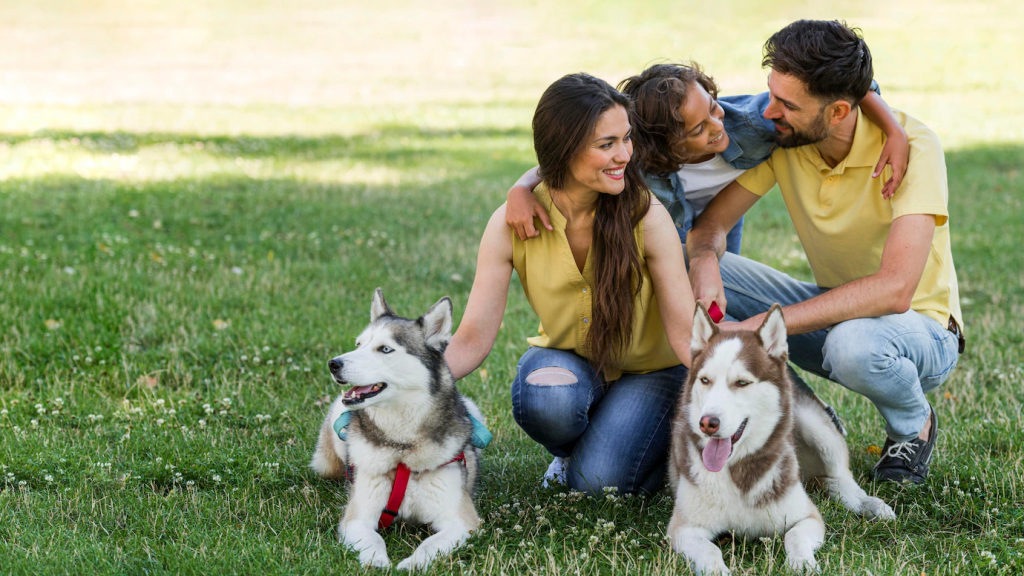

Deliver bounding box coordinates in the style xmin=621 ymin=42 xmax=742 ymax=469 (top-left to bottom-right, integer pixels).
xmin=505 ymin=166 xmax=552 ymax=240
xmin=860 ymin=89 xmax=910 ymax=200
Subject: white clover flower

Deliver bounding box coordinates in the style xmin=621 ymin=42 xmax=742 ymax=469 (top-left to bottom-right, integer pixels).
xmin=219 ymin=410 xmax=227 ymax=416
xmin=156 ymin=419 xmax=165 ymax=426
xmin=45 ymin=475 xmax=54 ymax=483
xmin=212 ymin=475 xmax=221 ymax=482
xmin=30 ymin=419 xmax=38 ymax=427
xmin=156 ymin=399 xmax=165 ymax=406
xmin=198 ymin=420 xmax=206 ymax=428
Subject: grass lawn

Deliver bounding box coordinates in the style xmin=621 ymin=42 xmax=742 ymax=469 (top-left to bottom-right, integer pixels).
xmin=1 ymin=1 xmax=1023 ymax=574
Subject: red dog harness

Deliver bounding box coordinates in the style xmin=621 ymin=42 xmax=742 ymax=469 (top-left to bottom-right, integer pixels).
xmin=376 ymin=452 xmax=467 ymax=530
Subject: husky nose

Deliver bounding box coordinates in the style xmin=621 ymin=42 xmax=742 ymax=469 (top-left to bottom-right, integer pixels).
xmin=700 ymin=416 xmax=720 ymax=435
xmin=328 ymin=358 xmax=344 ymax=375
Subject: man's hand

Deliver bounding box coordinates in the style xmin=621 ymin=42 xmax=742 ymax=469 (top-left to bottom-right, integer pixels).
xmin=874 ymin=124 xmax=909 ymax=200
xmin=505 ymin=186 xmax=552 ymax=240
xmin=688 ymin=255 xmax=727 ymax=316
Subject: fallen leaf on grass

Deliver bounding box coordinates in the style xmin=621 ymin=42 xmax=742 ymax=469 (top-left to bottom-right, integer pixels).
xmin=45 ymin=319 xmax=62 ymax=330
xmin=213 ymin=319 xmax=230 ymax=331
xmin=867 ymin=445 xmax=882 ymax=456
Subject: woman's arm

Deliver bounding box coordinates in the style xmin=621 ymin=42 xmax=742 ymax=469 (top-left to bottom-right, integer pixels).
xmin=860 ymin=91 xmax=909 ymax=199
xmin=445 ymin=205 xmax=516 ymax=381
xmin=643 ymin=197 xmax=696 ymax=368
xmin=505 ymin=166 xmax=552 ymax=240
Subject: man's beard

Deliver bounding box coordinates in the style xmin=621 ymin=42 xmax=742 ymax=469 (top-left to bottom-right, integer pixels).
xmin=770 ymin=111 xmax=830 ymax=148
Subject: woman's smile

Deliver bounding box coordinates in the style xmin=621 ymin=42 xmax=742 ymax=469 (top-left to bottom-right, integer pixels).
xmin=603 ymin=165 xmax=626 ymax=180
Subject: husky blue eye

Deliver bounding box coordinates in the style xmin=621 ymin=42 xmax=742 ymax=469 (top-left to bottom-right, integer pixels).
xmin=700 ymin=376 xmax=710 ymax=384
xmin=378 ymin=345 xmax=394 ymax=354
xmin=736 ymin=380 xmax=751 ymax=387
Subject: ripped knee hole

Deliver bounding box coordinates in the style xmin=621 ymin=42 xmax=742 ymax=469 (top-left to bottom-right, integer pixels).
xmin=525 ymin=367 xmax=578 ymax=386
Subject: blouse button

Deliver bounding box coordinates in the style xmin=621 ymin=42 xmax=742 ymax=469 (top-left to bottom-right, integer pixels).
xmin=582 ymin=287 xmax=588 ymax=293
xmin=583 ymin=318 xmax=590 ymax=323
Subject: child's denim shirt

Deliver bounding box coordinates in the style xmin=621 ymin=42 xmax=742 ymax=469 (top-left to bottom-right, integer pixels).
xmin=645 ymin=82 xmax=880 ymax=247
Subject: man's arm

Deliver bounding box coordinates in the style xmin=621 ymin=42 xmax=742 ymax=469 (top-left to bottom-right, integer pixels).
xmin=445 ymin=205 xmax=515 ymax=380
xmin=731 ymin=214 xmax=936 ymax=335
xmin=686 ymin=180 xmax=762 ymax=313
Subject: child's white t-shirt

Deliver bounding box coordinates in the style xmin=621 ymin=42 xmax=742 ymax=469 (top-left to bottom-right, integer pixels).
xmin=676 ymin=154 xmax=745 ymax=215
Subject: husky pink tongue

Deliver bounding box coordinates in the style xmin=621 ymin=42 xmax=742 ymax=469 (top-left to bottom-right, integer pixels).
xmin=345 ymin=385 xmax=376 ymax=398
xmin=702 ymin=437 xmax=733 ymax=472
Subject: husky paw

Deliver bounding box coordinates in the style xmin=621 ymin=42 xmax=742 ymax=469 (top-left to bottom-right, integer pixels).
xmin=689 ymin=558 xmax=731 ymax=575
xmin=358 ymin=549 xmax=391 ymax=569
xmin=859 ymin=496 xmax=896 ymax=521
xmin=396 ymin=553 xmax=431 ymax=572
xmin=787 ymin=554 xmax=819 ymax=574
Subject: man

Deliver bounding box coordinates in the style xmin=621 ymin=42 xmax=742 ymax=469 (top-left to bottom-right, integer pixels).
xmin=687 ymin=20 xmax=963 ymax=484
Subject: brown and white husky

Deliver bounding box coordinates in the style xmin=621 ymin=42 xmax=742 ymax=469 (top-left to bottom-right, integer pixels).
xmin=667 ymin=303 xmax=895 ymax=574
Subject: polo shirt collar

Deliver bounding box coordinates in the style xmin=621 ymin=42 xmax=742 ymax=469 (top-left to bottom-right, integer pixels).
xmin=797 ymin=107 xmax=884 ymax=173
xmin=844 ymin=107 xmax=886 ymax=168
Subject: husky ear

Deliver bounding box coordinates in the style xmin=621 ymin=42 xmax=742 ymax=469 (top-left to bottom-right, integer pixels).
xmin=370 ymin=288 xmax=393 ymax=322
xmin=691 ymin=301 xmax=718 ymax=356
xmin=421 ymin=296 xmax=453 ymax=350
xmin=758 ymin=304 xmax=788 ymax=360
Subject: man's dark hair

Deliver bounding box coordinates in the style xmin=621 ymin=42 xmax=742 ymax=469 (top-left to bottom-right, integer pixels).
xmin=763 ymin=20 xmax=873 ymax=107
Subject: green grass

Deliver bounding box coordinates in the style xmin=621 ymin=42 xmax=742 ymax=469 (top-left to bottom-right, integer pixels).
xmin=2 ymin=1 xmax=1024 ymax=574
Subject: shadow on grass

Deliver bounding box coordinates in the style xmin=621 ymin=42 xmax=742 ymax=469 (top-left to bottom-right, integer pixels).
xmin=0 ymin=126 xmax=533 ymax=162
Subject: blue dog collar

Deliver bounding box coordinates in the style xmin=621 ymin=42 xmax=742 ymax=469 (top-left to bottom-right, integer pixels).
xmin=333 ymin=410 xmax=491 ymax=449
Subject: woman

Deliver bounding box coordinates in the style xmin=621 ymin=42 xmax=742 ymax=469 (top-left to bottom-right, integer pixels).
xmin=443 ymin=73 xmax=696 ymax=496
xmin=506 ymin=63 xmax=909 ymax=253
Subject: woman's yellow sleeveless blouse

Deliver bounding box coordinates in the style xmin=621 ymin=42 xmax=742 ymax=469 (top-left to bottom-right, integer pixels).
xmin=511 ymin=184 xmax=681 ymax=381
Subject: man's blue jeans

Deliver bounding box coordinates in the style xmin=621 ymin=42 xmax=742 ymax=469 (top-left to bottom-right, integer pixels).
xmin=510 ymin=347 xmax=688 ymax=496
xmin=718 ymin=252 xmax=961 ymax=442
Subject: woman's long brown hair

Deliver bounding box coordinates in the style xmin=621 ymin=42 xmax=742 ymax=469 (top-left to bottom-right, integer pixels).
xmin=533 ymin=73 xmax=651 ymax=381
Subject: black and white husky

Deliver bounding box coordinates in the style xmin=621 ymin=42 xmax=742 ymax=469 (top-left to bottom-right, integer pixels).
xmin=668 ymin=303 xmax=895 ymax=574
xmin=310 ymin=289 xmax=485 ymax=571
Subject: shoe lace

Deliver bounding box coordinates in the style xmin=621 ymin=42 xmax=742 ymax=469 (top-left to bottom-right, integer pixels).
xmin=883 ymin=440 xmax=919 ymax=464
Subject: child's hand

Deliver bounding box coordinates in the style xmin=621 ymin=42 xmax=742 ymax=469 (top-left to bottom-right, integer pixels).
xmin=506 ymin=186 xmax=552 ymax=240
xmin=874 ymin=126 xmax=909 ymax=200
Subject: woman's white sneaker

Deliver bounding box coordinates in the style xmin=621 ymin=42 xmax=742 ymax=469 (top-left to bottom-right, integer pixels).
xmin=541 ymin=456 xmax=568 ymax=488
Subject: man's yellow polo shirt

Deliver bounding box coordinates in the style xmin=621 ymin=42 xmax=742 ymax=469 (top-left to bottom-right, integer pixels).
xmin=736 ymin=108 xmax=962 ymax=331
